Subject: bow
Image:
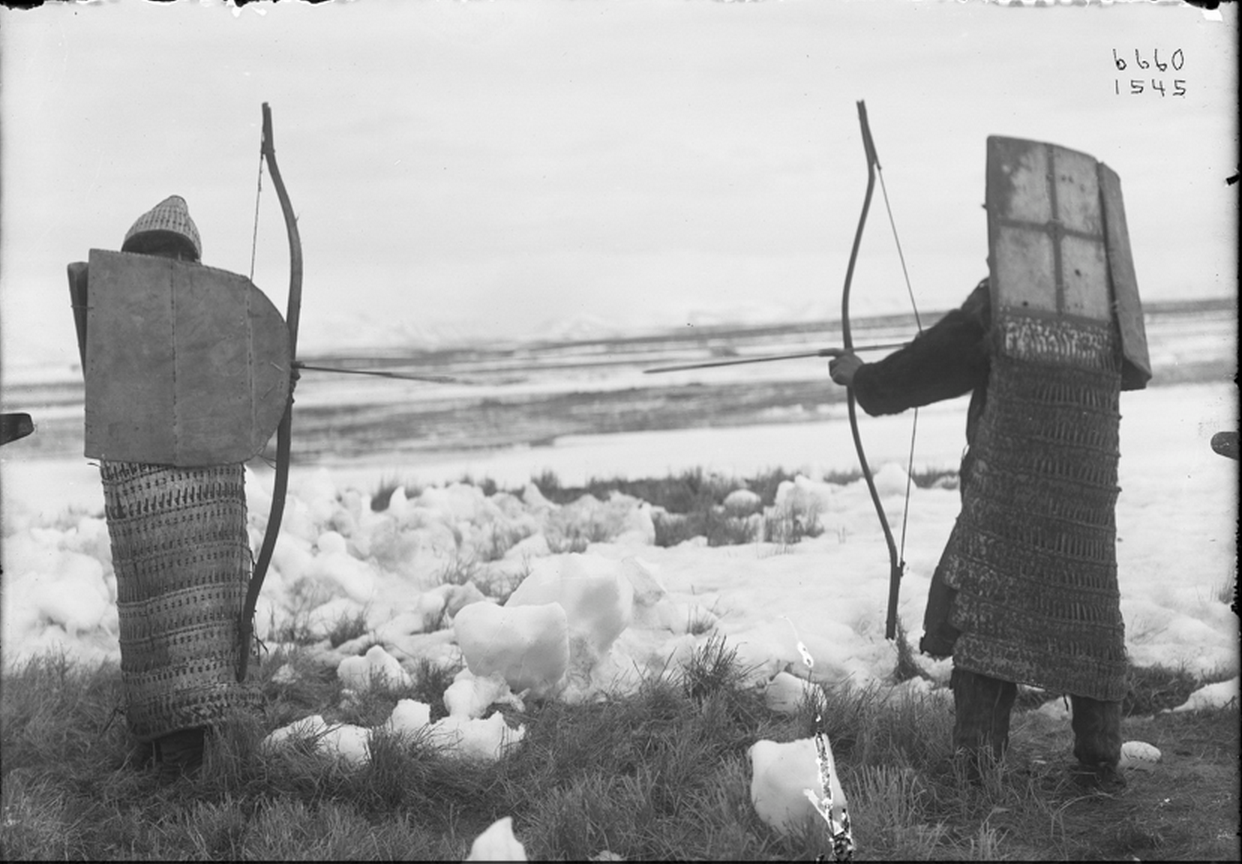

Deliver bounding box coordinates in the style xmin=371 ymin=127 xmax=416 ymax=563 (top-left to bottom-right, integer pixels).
xmin=840 ymin=101 xmax=912 ymax=642
xmin=237 ymin=102 xmax=303 ymax=681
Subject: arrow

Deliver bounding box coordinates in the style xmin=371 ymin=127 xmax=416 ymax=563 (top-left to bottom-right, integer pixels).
xmin=293 ymin=361 xmax=470 ymax=385
xmin=643 ymin=341 xmax=908 ymax=374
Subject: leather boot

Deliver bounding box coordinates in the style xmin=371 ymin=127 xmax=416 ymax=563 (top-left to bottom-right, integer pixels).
xmin=951 ymin=668 xmax=1017 ymax=765
xmin=154 ymin=727 xmax=205 ymax=775
xmin=1069 ymin=695 xmax=1126 ymax=791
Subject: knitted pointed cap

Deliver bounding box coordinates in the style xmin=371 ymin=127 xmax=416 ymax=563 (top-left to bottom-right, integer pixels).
xmin=122 ymin=195 xmax=202 ymax=261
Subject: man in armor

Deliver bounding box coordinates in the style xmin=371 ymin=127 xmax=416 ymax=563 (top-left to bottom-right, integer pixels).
xmin=69 ymin=196 xmax=289 ymax=773
xmin=828 ymin=137 xmax=1150 ymax=791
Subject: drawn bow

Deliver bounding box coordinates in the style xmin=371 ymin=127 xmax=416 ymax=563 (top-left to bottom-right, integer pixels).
xmin=839 ymin=101 xmax=921 ymax=642
xmin=237 ymin=103 xmax=303 ymax=681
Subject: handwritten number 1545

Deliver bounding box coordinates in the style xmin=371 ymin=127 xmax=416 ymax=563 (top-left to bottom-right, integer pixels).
xmin=1116 ymin=79 xmax=1188 ymax=97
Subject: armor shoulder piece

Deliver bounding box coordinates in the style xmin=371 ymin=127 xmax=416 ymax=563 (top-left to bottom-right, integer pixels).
xmin=67 ymin=261 xmax=90 ymax=370
xmin=82 ymin=249 xmax=291 ymax=466
xmin=1098 ymin=163 xmax=1152 ymax=390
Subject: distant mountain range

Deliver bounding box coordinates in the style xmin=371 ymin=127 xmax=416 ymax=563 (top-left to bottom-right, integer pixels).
xmin=4 ymin=295 xmax=1234 ymax=463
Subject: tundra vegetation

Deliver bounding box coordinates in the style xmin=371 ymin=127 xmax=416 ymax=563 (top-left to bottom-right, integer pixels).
xmin=2 ymin=468 xmax=1237 ymax=861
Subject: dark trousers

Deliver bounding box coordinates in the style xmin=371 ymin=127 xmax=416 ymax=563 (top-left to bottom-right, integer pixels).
xmin=951 ymin=668 xmax=1122 ymax=766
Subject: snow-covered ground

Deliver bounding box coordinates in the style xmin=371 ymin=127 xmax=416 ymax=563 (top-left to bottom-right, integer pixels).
xmin=2 ymin=382 xmax=1237 ymax=715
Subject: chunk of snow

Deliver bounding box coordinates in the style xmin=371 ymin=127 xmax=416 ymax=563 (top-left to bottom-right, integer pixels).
xmin=427 ymin=712 xmax=525 ymax=761
xmin=723 ymin=488 xmax=762 ymax=512
xmin=506 ymin=554 xmax=634 ymax=663
xmin=320 ymin=723 xmax=371 ymax=766
xmin=317 ymin=530 xmax=349 ymax=556
xmin=454 ymin=600 xmax=569 ymax=696
xmin=261 ymin=714 xmax=329 ymax=752
xmin=444 ymin=669 xmax=522 ymax=719
xmin=521 ymin=481 xmax=555 ymax=512
xmin=337 ymin=645 xmax=413 ymax=690
xmin=1035 ymin=697 xmax=1071 ymax=720
xmin=384 ymin=698 xmax=432 ymax=736
xmin=466 ymin=816 xmax=527 ymax=861
xmin=749 ymin=737 xmax=848 ymax=837
xmin=505 ymin=532 xmax=552 ymax=560
xmin=621 ymin=557 xmax=667 ymax=608
xmin=871 ymin=463 xmax=912 ymax=496
xmin=764 ymin=671 xmax=819 ymax=715
xmin=1171 ymin=676 xmax=1239 ymax=712
xmin=306 ymin=596 xmax=366 ymax=636
xmin=372 ymin=604 xmax=444 ymax=644
xmin=550 ymin=492 xmax=654 ymax=547
xmin=413 ymin=483 xmax=500 ymax=525
xmin=309 ymin=543 xmax=377 ymax=604
xmin=439 ymin=581 xmax=488 ymax=620
xmin=33 ymin=552 xmax=111 ymax=637
xmin=1119 ymin=740 xmax=1161 ymax=771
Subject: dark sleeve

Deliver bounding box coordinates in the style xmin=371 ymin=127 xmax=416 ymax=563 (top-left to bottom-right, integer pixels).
xmin=851 ymin=281 xmax=991 ymax=417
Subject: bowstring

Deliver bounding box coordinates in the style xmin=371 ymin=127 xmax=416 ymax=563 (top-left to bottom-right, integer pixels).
xmin=877 ymin=172 xmax=922 ymax=333
xmin=249 ymin=139 xmax=265 ymax=282
xmin=875 ymin=167 xmax=922 ymax=567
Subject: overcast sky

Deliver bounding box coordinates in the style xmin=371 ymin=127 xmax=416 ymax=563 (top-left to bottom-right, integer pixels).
xmin=0 ymin=0 xmax=1235 ymax=372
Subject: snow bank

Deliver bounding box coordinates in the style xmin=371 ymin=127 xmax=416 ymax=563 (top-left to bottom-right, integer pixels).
xmin=2 ymin=384 xmax=1236 ymax=720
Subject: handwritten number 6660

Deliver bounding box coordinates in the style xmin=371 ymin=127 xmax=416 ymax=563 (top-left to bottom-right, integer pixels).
xmin=1113 ymin=48 xmax=1185 ymax=72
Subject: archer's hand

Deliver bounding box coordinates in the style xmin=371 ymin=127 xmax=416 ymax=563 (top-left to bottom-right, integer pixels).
xmin=829 ymin=353 xmax=863 ymax=387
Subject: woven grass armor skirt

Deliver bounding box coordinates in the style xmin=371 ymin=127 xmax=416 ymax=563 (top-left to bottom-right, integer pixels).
xmin=101 ymin=461 xmax=261 ymax=740
xmin=942 ymin=316 xmax=1128 ymax=703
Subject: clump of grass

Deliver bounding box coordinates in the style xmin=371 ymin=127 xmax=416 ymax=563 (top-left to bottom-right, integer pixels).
xmin=652 ymin=508 xmax=756 ymax=548
xmin=797 ymin=679 xmax=945 ymax=770
xmin=529 ymin=466 xmax=958 ymax=551
xmin=546 ymin=519 xmax=613 ymax=554
xmin=370 ymin=475 xmax=416 ymax=512
xmin=495 ymin=640 xmax=788 ymax=859
xmin=761 ymin=502 xmax=824 ymax=547
xmin=405 ymin=658 xmax=457 ymax=723
xmin=372 ymin=474 xmax=518 ymax=514
xmin=911 ymin=467 xmax=960 ymax=489
xmin=435 ymin=551 xmax=479 ymax=587
xmin=0 ymin=652 xmax=126 ymax=779
xmin=686 ymin=607 xmax=719 ymax=637
xmin=545 ymin=533 xmax=591 ymax=554
xmin=456 ymin=473 xmax=500 ymax=497
xmin=479 ymin=522 xmax=529 ymax=562
xmin=3 ymin=632 xmax=1237 ymax=860
xmin=1122 ymin=662 xmax=1211 ymax=716
xmin=535 ymin=466 xmax=748 ymax=515
xmin=327 ymin=609 xmax=372 ymax=649
xmin=681 ymin=635 xmax=758 ymax=702
xmin=472 ymin=558 xmax=530 ymax=607
xmin=266 ymin=601 xmax=319 ymax=647
xmin=742 ymin=467 xmax=816 ymax=508
xmin=846 ymin=764 xmax=949 ymax=859
xmin=890 ymin=618 xmax=927 ymax=683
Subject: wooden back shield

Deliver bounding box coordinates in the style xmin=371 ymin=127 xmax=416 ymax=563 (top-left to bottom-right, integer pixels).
xmin=986 ymin=137 xmax=1151 ymax=390
xmin=81 ymin=249 xmax=291 ymax=466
